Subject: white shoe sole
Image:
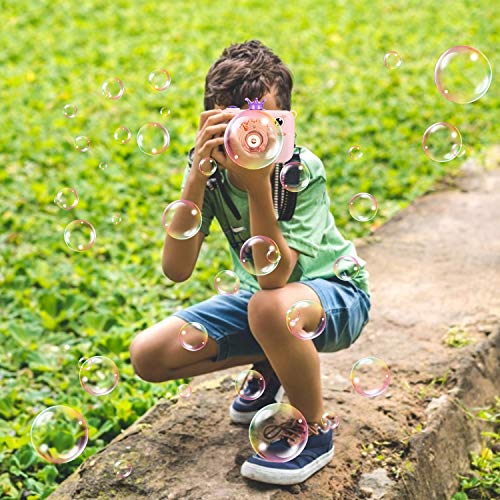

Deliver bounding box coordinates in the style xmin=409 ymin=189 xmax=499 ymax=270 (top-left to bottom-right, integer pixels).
xmin=229 ymin=386 xmax=285 ymax=424
xmin=240 ymin=445 xmax=334 ymax=485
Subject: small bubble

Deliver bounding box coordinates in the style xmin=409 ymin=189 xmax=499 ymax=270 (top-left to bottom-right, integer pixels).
xmin=114 ymin=126 xmax=132 ymax=145
xmin=102 ymin=78 xmax=124 ymax=100
xmin=348 ymin=145 xmax=363 ymax=160
xmin=74 ymin=136 xmax=91 ymax=153
xmin=384 ymin=51 xmax=402 ymax=69
xmin=98 ymin=161 xmax=108 ymax=170
xmin=114 ymin=459 xmax=133 ymax=479
xmin=111 ymin=213 xmax=122 ymax=225
xmin=54 ymin=188 xmax=79 ymax=210
xmin=148 ymin=69 xmax=171 ymax=91
xmin=63 ymin=104 xmax=78 ymax=118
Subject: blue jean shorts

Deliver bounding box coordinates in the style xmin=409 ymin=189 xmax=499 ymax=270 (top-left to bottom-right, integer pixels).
xmin=173 ymin=277 xmax=371 ymax=362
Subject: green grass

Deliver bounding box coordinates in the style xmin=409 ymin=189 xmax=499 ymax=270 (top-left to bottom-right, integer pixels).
xmin=0 ymin=0 xmax=498 ymax=498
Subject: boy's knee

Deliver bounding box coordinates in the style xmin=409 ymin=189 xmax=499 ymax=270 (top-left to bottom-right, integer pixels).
xmin=129 ymin=335 xmax=172 ymax=383
xmin=248 ymin=290 xmax=286 ymax=333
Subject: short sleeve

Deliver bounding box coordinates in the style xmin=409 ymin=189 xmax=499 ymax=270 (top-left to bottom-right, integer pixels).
xmin=278 ymin=149 xmax=329 ymax=258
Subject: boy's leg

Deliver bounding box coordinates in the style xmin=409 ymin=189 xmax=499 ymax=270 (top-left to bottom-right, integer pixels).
xmin=247 ymin=282 xmax=325 ymax=423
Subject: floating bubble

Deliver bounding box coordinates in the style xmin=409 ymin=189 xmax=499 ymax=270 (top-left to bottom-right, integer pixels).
xmin=79 ymin=356 xmax=119 ymax=396
xmin=348 ymin=145 xmax=363 ymax=160
xmin=148 ymin=69 xmax=172 ymax=91
xmin=350 ymin=356 xmax=391 ymax=397
xmin=177 ymin=384 xmax=192 ymax=398
xmin=422 ymin=122 xmax=462 ymax=162
xmin=74 ymin=136 xmax=91 ymax=152
xmin=214 ymin=270 xmax=240 ymax=295
xmin=286 ymin=300 xmax=326 ymax=340
xmin=114 ymin=459 xmax=133 ymax=479
xmin=63 ymin=104 xmax=78 ymax=118
xmin=348 ymin=193 xmax=378 ymax=222
xmin=235 ymin=370 xmax=265 ymax=401
xmin=54 ymin=188 xmax=79 ymax=210
xmin=160 ymin=107 xmax=171 ymax=117
xmin=240 ymin=236 xmax=281 ymax=276
xmin=249 ymin=403 xmax=308 ymax=462
xmin=198 ymin=157 xmax=217 ymax=176
xmin=31 ymin=405 xmax=88 ymax=464
xmin=111 ymin=213 xmax=122 ymax=225
xmin=178 ymin=322 xmax=208 ymax=351
xmin=64 ymin=220 xmax=96 ymax=252
xmin=114 ymin=126 xmax=131 ymax=145
xmin=333 ymin=255 xmax=360 ymax=281
xmin=435 ymin=46 xmax=492 ymax=104
xmin=279 ymin=162 xmax=311 ymax=192
xmin=137 ymin=122 xmax=170 ymax=156
xmin=102 ymin=77 xmax=124 ymax=100
xmin=98 ymin=161 xmax=108 ymax=170
xmin=162 ymin=200 xmax=202 ymax=240
xmin=384 ymin=51 xmax=402 ymax=69
xmin=224 ymin=107 xmax=283 ymax=169
xmin=320 ymin=412 xmax=340 ymax=430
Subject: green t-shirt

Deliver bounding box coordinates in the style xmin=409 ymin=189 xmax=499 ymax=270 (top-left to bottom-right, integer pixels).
xmin=182 ymin=146 xmax=370 ymax=295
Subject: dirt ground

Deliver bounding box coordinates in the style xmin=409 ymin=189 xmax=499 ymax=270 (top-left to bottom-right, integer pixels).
xmin=51 ymin=157 xmax=500 ymax=500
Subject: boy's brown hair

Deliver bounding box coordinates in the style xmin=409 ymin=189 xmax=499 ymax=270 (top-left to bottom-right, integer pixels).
xmin=204 ymin=40 xmax=293 ymax=111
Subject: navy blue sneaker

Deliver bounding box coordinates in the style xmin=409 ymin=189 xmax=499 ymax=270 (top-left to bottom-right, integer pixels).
xmin=240 ymin=423 xmax=334 ymax=485
xmin=229 ymin=361 xmax=285 ymax=424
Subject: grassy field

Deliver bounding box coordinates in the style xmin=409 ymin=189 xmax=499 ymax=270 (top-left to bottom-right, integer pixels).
xmin=0 ymin=0 xmax=498 ymax=497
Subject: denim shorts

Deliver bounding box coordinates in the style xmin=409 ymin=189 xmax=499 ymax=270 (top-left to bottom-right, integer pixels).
xmin=173 ymin=277 xmax=371 ymax=362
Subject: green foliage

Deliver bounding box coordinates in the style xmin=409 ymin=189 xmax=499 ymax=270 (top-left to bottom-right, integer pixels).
xmin=0 ymin=0 xmax=498 ymax=498
xmin=443 ymin=326 xmax=473 ymax=348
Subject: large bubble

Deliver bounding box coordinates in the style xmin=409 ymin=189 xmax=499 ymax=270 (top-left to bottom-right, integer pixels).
xmin=240 ymin=236 xmax=281 ymax=276
xmin=214 ymin=270 xmax=240 ymax=295
xmin=348 ymin=193 xmax=378 ymax=222
xmin=161 ymin=200 xmax=202 ymax=240
xmin=422 ymin=122 xmax=462 ymax=162
xmin=350 ymin=356 xmax=391 ymax=397
xmin=286 ymin=300 xmax=326 ymax=340
xmin=64 ymin=220 xmax=96 ymax=252
xmin=137 ymin=122 xmax=170 ymax=156
xmin=333 ymin=255 xmax=360 ymax=281
xmin=178 ymin=322 xmax=208 ymax=352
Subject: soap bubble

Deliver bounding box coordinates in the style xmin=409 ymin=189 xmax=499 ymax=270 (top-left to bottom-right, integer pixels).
xmin=79 ymin=356 xmax=119 ymax=396
xmin=161 ymin=200 xmax=202 ymax=240
xmin=64 ymin=220 xmax=96 ymax=252
xmin=137 ymin=122 xmax=170 ymax=156
xmin=235 ymin=370 xmax=265 ymax=400
xmin=286 ymin=300 xmax=326 ymax=340
xmin=240 ymin=236 xmax=281 ymax=276
xmin=114 ymin=126 xmax=131 ymax=145
xmin=279 ymin=162 xmax=311 ymax=192
xmin=214 ymin=270 xmax=240 ymax=295
xmin=98 ymin=161 xmax=108 ymax=170
xmin=160 ymin=107 xmax=171 ymax=117
xmin=198 ymin=157 xmax=218 ymax=177
xmin=348 ymin=145 xmax=363 ymax=160
xmin=63 ymin=104 xmax=78 ymax=118
xmin=111 ymin=213 xmax=122 ymax=225
xmin=249 ymin=403 xmax=308 ymax=462
xmin=350 ymin=356 xmax=391 ymax=397
xmin=31 ymin=405 xmax=88 ymax=464
xmin=177 ymin=384 xmax=192 ymax=398
xmin=435 ymin=46 xmax=492 ymax=104
xmin=320 ymin=412 xmax=340 ymax=430
xmin=54 ymin=188 xmax=79 ymax=210
xmin=422 ymin=122 xmax=462 ymax=162
xmin=333 ymin=255 xmax=360 ymax=281
xmin=114 ymin=459 xmax=133 ymax=479
xmin=178 ymin=322 xmax=208 ymax=352
xmin=102 ymin=77 xmax=124 ymax=100
xmin=224 ymin=109 xmax=283 ymax=169
xmin=348 ymin=193 xmax=378 ymax=222
xmin=148 ymin=68 xmax=172 ymax=91
xmin=74 ymin=136 xmax=91 ymax=152
xmin=384 ymin=51 xmax=402 ymax=69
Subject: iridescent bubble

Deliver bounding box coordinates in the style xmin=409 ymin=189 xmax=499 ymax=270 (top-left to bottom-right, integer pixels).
xmin=384 ymin=51 xmax=402 ymax=69
xmin=137 ymin=122 xmax=170 ymax=156
xmin=114 ymin=459 xmax=133 ymax=479
xmin=102 ymin=77 xmax=124 ymax=100
xmin=98 ymin=161 xmax=108 ymax=170
xmin=148 ymin=69 xmax=172 ymax=91
xmin=160 ymin=107 xmax=171 ymax=117
xmin=74 ymin=136 xmax=91 ymax=152
xmin=63 ymin=104 xmax=78 ymax=118
xmin=235 ymin=369 xmax=265 ymax=401
xmin=64 ymin=220 xmax=96 ymax=252
xmin=240 ymin=236 xmax=281 ymax=276
xmin=348 ymin=145 xmax=363 ymax=160
xmin=249 ymin=403 xmax=308 ymax=463
xmin=435 ymin=46 xmax=492 ymax=104
xmin=161 ymin=200 xmax=202 ymax=240
xmin=333 ymin=255 xmax=360 ymax=281
xmin=198 ymin=157 xmax=218 ymax=177
xmin=286 ymin=300 xmax=326 ymax=340
xmin=422 ymin=122 xmax=462 ymax=162
xmin=114 ymin=126 xmax=131 ymax=145
xmin=350 ymin=356 xmax=391 ymax=397
xmin=279 ymin=162 xmax=311 ymax=193
xmin=31 ymin=405 xmax=88 ymax=464
xmin=177 ymin=384 xmax=192 ymax=398
xmin=111 ymin=213 xmax=122 ymax=225
xmin=214 ymin=270 xmax=240 ymax=295
xmin=79 ymin=356 xmax=120 ymax=396
xmin=54 ymin=188 xmax=79 ymax=210
xmin=348 ymin=193 xmax=378 ymax=222
xmin=178 ymin=322 xmax=208 ymax=352
xmin=320 ymin=412 xmax=340 ymax=430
